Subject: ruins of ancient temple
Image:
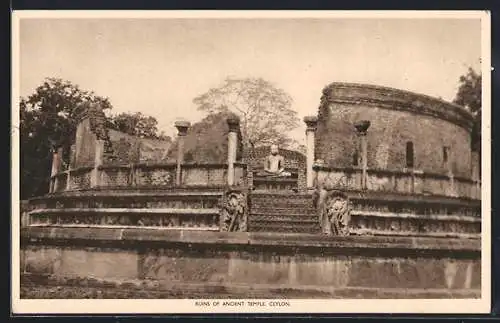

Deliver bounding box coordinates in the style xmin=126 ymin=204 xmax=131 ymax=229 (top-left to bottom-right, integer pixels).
xmin=21 ymin=82 xmax=481 ymax=299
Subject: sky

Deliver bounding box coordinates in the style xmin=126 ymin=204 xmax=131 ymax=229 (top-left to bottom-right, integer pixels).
xmin=18 ymin=16 xmax=482 ymax=144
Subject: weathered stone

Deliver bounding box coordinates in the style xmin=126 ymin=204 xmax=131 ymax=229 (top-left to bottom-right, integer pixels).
xmin=22 ymin=81 xmax=482 ymax=301
xmin=316 ymin=83 xmax=474 ymax=178
xmin=20 ymin=238 xmax=481 ymax=298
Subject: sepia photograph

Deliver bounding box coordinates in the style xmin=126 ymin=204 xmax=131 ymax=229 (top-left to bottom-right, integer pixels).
xmin=11 ymin=10 xmax=491 ymax=314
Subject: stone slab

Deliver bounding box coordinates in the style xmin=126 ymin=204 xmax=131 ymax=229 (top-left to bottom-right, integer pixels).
xmin=22 ymin=227 xmax=480 ymax=254
xmin=21 ymin=273 xmax=481 ymax=299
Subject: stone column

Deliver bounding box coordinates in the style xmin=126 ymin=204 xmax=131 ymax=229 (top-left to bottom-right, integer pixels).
xmin=90 ymin=140 xmax=104 ymax=187
xmin=304 ymin=116 xmax=318 ymax=189
xmin=66 ymin=171 xmax=72 ymax=191
xmin=49 ymin=147 xmax=63 ymax=192
xmin=446 ymin=150 xmax=457 ymax=197
xmin=175 ymin=121 xmax=190 ymax=186
xmin=51 ymin=147 xmax=63 ymax=176
xmin=354 ymin=120 xmax=371 ymax=190
xmin=227 ymin=117 xmax=240 ymax=186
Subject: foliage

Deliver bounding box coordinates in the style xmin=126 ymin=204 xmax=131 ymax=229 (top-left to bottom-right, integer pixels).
xmin=20 ymin=78 xmax=113 ymax=198
xmin=193 ymin=77 xmax=299 ymax=149
xmin=20 ymin=77 xmax=168 ymax=198
xmin=452 ymin=67 xmax=481 ymax=152
xmin=108 ymin=112 xmax=171 ymax=141
xmin=453 ymin=67 xmax=481 ymax=114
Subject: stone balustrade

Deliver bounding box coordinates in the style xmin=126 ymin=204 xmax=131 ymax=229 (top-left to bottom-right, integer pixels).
xmin=314 ymin=166 xmax=481 ymax=200
xmin=48 ymin=162 xmax=248 ymax=192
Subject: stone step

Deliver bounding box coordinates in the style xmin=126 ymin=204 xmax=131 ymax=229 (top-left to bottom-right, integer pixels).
xmin=249 ymin=216 xmax=318 ymax=224
xmin=29 ymin=190 xmax=223 ymax=210
xmin=248 ymin=223 xmax=320 ymax=234
xmin=250 ymin=208 xmax=480 ymax=223
xmin=249 ymin=198 xmax=314 ymax=207
xmin=249 ymin=214 xmax=318 ymax=222
xmin=29 ymin=208 xmax=220 ymax=216
xmin=29 ymin=224 xmax=220 ymax=231
xmin=250 ymin=207 xmax=316 ymax=215
xmin=28 ymin=208 xmax=221 ymax=228
xmin=350 ymin=210 xmax=480 ymax=223
xmin=21 ymin=271 xmax=483 ymax=299
xmin=250 ymin=193 xmax=312 ymax=199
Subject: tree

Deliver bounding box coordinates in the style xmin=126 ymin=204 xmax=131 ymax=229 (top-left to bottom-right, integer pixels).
xmin=108 ymin=112 xmax=170 ymax=141
xmin=453 ymin=67 xmax=481 ymax=114
xmin=20 ymin=78 xmax=113 ymax=198
xmin=452 ymin=67 xmax=481 ymax=152
xmin=193 ymin=77 xmax=300 ymax=149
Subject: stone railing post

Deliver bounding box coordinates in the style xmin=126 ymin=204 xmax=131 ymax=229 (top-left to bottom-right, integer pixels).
xmin=66 ymin=170 xmax=72 ymax=191
xmin=49 ymin=147 xmax=63 ymax=192
xmin=175 ymin=121 xmax=190 ymax=186
xmin=304 ymin=116 xmax=318 ymax=189
xmin=448 ymin=172 xmax=457 ymax=197
xmin=354 ymin=120 xmax=371 ymax=190
xmin=227 ymin=117 xmax=240 ymax=187
xmin=90 ymin=140 xmax=104 ymax=188
xmin=446 ymin=150 xmax=458 ymax=197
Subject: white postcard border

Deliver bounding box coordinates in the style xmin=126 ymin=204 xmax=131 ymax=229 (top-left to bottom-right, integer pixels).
xmin=11 ymin=10 xmax=492 ymax=314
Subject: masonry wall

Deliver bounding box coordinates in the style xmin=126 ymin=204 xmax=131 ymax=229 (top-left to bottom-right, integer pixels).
xmin=105 ymin=129 xmax=171 ymax=164
xmin=74 ymin=119 xmax=97 ymax=168
xmin=315 ymin=84 xmax=474 ymax=179
xmin=20 ymin=229 xmax=481 ymax=299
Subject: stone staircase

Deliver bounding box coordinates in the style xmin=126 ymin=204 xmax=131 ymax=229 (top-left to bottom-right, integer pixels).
xmin=248 ymin=192 xmax=320 ymax=234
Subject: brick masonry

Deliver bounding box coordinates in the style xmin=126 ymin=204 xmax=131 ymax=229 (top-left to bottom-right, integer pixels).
xmin=70 ymin=105 xmax=172 ymax=169
xmin=315 ymin=83 xmax=475 ymax=178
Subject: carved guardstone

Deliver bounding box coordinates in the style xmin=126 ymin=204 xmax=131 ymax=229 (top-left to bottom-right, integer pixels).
xmin=315 ymin=188 xmax=351 ymax=236
xmin=220 ymin=190 xmax=248 ymax=232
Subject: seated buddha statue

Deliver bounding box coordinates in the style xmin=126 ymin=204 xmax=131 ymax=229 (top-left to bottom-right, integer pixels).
xmin=257 ymin=144 xmax=291 ymax=177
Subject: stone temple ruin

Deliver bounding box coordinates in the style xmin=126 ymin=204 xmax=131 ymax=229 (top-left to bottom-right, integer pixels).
xmin=21 ymin=82 xmax=481 ymax=299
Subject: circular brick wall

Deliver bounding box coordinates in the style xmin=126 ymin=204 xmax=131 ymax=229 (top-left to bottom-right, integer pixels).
xmin=315 ymin=83 xmax=475 ymax=178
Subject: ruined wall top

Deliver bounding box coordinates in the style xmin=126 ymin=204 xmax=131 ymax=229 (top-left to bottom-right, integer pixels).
xmin=71 ymin=102 xmax=172 ymax=166
xmin=74 ymin=102 xmax=110 ymax=141
xmin=320 ymin=82 xmax=475 ymax=132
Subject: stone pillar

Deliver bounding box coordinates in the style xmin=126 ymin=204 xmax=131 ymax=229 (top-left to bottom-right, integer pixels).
xmin=90 ymin=140 xmax=104 ymax=188
xmin=447 ymin=150 xmax=457 ymax=197
xmin=354 ymin=120 xmax=371 ymax=190
xmin=227 ymin=117 xmax=240 ymax=187
xmin=175 ymin=121 xmax=190 ymax=186
xmin=304 ymin=116 xmax=318 ymax=189
xmin=66 ymin=171 xmax=72 ymax=191
xmin=51 ymin=147 xmax=63 ymax=177
xmin=49 ymin=147 xmax=63 ymax=192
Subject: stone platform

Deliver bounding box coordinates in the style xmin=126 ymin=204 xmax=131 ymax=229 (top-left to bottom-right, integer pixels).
xmin=247 ymin=191 xmax=480 ymax=237
xmin=28 ymin=188 xmax=223 ymax=230
xmin=21 ymin=227 xmax=481 ymax=299
xmin=26 ymin=189 xmax=481 ymax=237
